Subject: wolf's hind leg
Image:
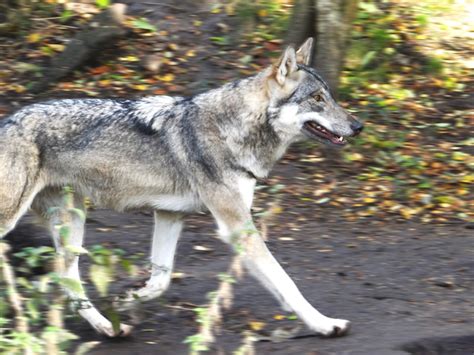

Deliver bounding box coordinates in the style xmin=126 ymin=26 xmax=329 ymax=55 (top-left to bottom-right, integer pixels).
xmin=116 ymin=211 xmax=183 ymax=310
xmin=32 ymin=188 xmax=132 ymax=337
xmin=0 ymin=146 xmax=43 ymax=238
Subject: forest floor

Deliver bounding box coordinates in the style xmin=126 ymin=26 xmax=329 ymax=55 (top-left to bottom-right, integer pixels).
xmin=9 ymin=185 xmax=474 ymax=354
xmin=1 ymin=0 xmax=473 ymax=354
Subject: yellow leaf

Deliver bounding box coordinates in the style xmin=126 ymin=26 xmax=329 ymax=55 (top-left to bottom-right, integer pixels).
xmin=400 ymin=207 xmax=417 ymax=219
xmin=98 ymin=79 xmax=111 ymax=87
xmin=13 ymin=84 xmax=26 ymax=93
xmin=171 ymin=272 xmax=185 ymax=279
xmin=363 ymin=197 xmax=376 ymax=204
xmin=249 ymin=321 xmax=265 ymax=331
xmin=452 ymin=152 xmax=468 ymax=161
xmin=225 ymin=4 xmax=235 ymax=15
xmin=158 ymin=73 xmax=175 ymax=82
xmin=120 ymin=55 xmax=139 ymax=62
xmin=346 ymin=152 xmax=364 ymax=161
xmin=271 ymin=206 xmax=283 ymax=214
xmin=132 ymin=84 xmax=148 ymax=91
xmin=186 ymin=49 xmax=196 ymax=57
xmin=27 ymin=33 xmax=41 ymax=43
xmin=273 ymin=314 xmax=285 ymax=320
xmin=48 ymin=44 xmax=65 ymax=52
xmin=258 ymin=9 xmax=268 ymax=17
xmin=460 ymin=175 xmax=473 ymax=184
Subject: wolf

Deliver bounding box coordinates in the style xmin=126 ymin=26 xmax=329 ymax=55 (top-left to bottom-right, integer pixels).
xmin=0 ymin=38 xmax=363 ymax=338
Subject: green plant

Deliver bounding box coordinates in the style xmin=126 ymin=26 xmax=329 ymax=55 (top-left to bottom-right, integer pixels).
xmin=0 ymin=187 xmax=140 ymax=353
xmin=96 ymin=0 xmax=110 ymax=10
xmin=131 ymin=18 xmax=157 ymax=32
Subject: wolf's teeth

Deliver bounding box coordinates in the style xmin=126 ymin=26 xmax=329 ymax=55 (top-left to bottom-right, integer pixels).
xmin=338 ymin=136 xmax=344 ymax=142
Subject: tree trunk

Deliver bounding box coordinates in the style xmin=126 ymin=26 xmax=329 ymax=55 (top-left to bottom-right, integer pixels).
xmin=286 ymin=0 xmax=359 ymax=95
xmin=286 ymin=0 xmax=359 ymax=161
xmin=286 ymin=0 xmax=315 ymax=47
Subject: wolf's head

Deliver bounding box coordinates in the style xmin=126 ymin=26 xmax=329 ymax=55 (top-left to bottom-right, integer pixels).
xmin=266 ymin=38 xmax=363 ymax=147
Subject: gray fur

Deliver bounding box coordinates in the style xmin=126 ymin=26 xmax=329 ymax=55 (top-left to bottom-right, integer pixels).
xmin=0 ymin=40 xmax=362 ymax=337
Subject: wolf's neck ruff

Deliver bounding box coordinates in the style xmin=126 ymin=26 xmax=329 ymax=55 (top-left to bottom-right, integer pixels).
xmin=131 ymin=70 xmax=291 ymax=180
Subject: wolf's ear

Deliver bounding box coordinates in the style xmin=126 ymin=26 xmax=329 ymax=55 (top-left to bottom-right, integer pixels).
xmin=274 ymin=46 xmax=298 ymax=86
xmin=296 ymin=38 xmax=313 ymax=65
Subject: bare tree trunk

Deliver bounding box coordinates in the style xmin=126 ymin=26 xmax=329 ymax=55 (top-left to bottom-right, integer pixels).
xmin=286 ymin=0 xmax=359 ymax=161
xmin=286 ymin=0 xmax=315 ymax=47
xmin=286 ymin=0 xmax=359 ymax=95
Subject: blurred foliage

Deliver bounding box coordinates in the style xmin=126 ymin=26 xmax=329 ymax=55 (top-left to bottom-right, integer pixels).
xmin=1 ymin=242 xmax=139 ymax=353
xmin=235 ymin=0 xmax=291 ymax=41
xmin=335 ymin=0 xmax=473 ymax=223
xmin=0 ymin=191 xmax=140 ymax=354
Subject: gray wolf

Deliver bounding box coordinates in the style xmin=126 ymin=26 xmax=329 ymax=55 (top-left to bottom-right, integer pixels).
xmin=0 ymin=38 xmax=363 ymax=337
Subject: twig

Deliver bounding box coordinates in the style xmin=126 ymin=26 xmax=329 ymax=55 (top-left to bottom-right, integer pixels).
xmin=164 ymin=304 xmax=196 ymax=311
xmin=31 ymin=16 xmax=69 ymax=21
xmin=140 ymin=2 xmax=210 ymax=14
xmin=0 ymin=242 xmax=34 ymax=355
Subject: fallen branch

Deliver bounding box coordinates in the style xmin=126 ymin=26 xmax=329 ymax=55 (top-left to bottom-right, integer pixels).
xmin=31 ymin=3 xmax=128 ymax=93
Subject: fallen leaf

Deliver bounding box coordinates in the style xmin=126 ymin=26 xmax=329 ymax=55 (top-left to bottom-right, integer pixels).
xmin=249 ymin=321 xmax=265 ymax=331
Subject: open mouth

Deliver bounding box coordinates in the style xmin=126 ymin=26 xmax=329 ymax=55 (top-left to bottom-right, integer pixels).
xmin=303 ymin=121 xmax=346 ymax=146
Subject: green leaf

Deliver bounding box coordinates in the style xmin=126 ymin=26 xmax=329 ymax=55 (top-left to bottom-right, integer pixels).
xmin=132 ymin=18 xmax=157 ymax=32
xmin=106 ymin=308 xmax=121 ymax=334
xmin=96 ymin=0 xmax=110 ymax=9
xmin=361 ymin=51 xmax=376 ymax=67
xmin=59 ymin=277 xmax=84 ymax=295
xmin=90 ymin=264 xmax=111 ymax=297
xmin=65 ymin=245 xmax=89 ymax=255
xmin=58 ymin=225 xmax=70 ymax=241
xmin=60 ymin=9 xmax=74 ymax=23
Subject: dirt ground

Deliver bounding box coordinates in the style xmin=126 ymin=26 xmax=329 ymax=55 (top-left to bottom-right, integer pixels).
xmin=7 ymin=156 xmax=474 ymax=355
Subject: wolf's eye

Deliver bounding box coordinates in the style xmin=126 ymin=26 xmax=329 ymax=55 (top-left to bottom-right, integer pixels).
xmin=312 ymin=93 xmax=324 ymax=102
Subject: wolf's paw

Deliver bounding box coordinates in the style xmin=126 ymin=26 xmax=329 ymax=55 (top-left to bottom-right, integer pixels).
xmin=114 ymin=282 xmax=168 ymax=311
xmin=308 ymin=318 xmax=351 ymax=337
xmin=94 ymin=322 xmax=133 ymax=338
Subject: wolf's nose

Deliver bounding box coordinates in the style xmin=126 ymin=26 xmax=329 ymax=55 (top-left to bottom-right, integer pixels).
xmin=350 ymin=120 xmax=364 ymax=136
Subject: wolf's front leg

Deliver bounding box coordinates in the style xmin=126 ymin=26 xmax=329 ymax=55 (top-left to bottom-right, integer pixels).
xmin=116 ymin=211 xmax=183 ymax=310
xmin=237 ymin=232 xmax=350 ymax=336
xmin=203 ymin=187 xmax=350 ymax=337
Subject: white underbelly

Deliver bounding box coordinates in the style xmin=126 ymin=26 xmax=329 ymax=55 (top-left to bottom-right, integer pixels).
xmin=120 ymin=193 xmax=204 ymax=213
